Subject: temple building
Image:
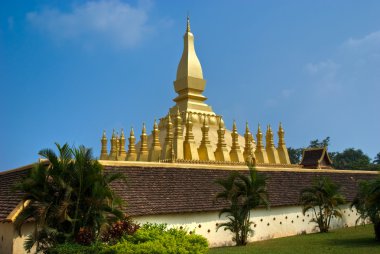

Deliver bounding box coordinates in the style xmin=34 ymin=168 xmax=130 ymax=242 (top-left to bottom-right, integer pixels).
xmin=99 ymin=17 xmax=291 ymax=166
xmin=0 ymin=18 xmax=378 ymax=254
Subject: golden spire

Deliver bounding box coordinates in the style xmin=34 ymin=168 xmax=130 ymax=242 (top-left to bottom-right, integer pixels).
xmin=152 ymin=119 xmax=161 ymax=148
xmin=174 ymin=107 xmax=183 ymax=137
xmin=198 ymin=115 xmax=215 ymax=161
xmin=118 ymin=129 xmax=127 ymax=160
xmin=243 ymin=122 xmax=254 ymax=161
xmin=231 ymin=121 xmax=241 ymax=150
xmin=183 ymin=112 xmax=199 ymax=160
xmin=277 ymin=122 xmax=291 ymax=164
xmin=230 ymin=120 xmax=244 ymax=162
xmin=278 ymin=122 xmax=285 ymax=146
xmin=214 ymin=117 xmax=230 ymax=161
xmin=100 ymin=130 xmax=108 ymax=160
xmin=161 ymin=113 xmax=174 ymax=160
xmin=138 ymin=123 xmax=149 ymax=161
xmin=109 ymin=129 xmax=118 ymax=160
xmin=266 ymin=124 xmax=275 ymax=148
xmin=173 ymin=108 xmax=184 ymax=160
xmin=200 ymin=116 xmax=210 ymax=145
xmin=126 ymin=127 xmax=137 ymax=161
xmin=173 ymin=17 xmax=214 ymax=114
xmin=148 ymin=119 xmax=162 ymax=161
xmin=256 ymin=124 xmax=263 ymax=149
xmin=176 ymin=16 xmax=203 ymax=80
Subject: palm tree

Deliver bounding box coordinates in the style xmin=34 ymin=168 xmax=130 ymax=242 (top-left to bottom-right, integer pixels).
xmin=215 ymin=167 xmax=269 ymax=246
xmin=351 ymin=177 xmax=380 ymax=241
xmin=14 ymin=143 xmax=125 ymax=252
xmin=300 ymin=176 xmax=346 ymax=233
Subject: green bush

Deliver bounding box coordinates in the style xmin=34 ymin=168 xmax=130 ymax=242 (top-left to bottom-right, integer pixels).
xmin=47 ymin=242 xmax=107 ymax=254
xmin=49 ymin=224 xmax=208 ymax=254
xmin=110 ymin=223 xmax=208 ymax=254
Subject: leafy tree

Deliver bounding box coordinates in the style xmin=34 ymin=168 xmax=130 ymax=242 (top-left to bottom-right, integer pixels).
xmin=309 ymin=137 xmax=330 ymax=148
xmin=351 ymin=178 xmax=380 ymax=241
xmin=300 ymin=176 xmax=346 ymax=233
xmin=374 ymin=153 xmax=380 ymax=165
xmin=333 ymin=148 xmax=371 ymax=170
xmin=215 ymin=167 xmax=269 ymax=246
xmin=288 ymin=147 xmax=303 ymax=164
xmin=14 ymin=143 xmax=125 ymax=252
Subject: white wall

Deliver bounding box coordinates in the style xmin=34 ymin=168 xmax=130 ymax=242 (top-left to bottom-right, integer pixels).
xmin=0 ymin=222 xmax=36 ymax=254
xmin=135 ymin=204 xmax=362 ymax=247
xmin=4 ymin=205 xmax=364 ymax=251
xmin=0 ymin=222 xmax=14 ymax=254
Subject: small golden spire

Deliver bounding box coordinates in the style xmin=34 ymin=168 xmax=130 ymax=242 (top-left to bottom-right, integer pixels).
xmin=126 ymin=127 xmax=137 ymax=161
xmin=138 ymin=123 xmax=149 ymax=161
xmin=214 ymin=117 xmax=230 ymax=161
xmin=256 ymin=124 xmax=263 ymax=149
xmin=174 ymin=107 xmax=183 ymax=136
xmin=149 ymin=119 xmax=162 ymax=161
xmin=152 ymin=119 xmax=160 ymax=147
xmin=161 ymin=113 xmax=174 ymax=160
xmin=118 ymin=128 xmax=127 ymax=160
xmin=266 ymin=124 xmax=275 ymax=148
xmin=100 ymin=130 xmax=108 ymax=160
xmin=109 ymin=129 xmax=118 ymax=160
xmin=243 ymin=122 xmax=254 ymax=162
xmin=230 ymin=120 xmax=244 ymax=162
xmin=183 ymin=112 xmax=199 ymax=160
xmin=200 ymin=115 xmax=210 ymax=145
xmin=278 ymin=122 xmax=285 ymax=146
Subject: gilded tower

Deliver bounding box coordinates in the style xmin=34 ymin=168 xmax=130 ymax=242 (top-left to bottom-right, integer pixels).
xmin=100 ymin=17 xmax=291 ymax=167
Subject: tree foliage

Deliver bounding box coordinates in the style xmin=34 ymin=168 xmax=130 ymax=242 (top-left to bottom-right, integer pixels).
xmin=351 ymin=178 xmax=380 ymax=241
xmin=309 ymin=137 xmax=330 ymax=148
xmin=333 ymin=148 xmax=372 ymax=170
xmin=299 ymin=176 xmax=346 ymax=233
xmin=215 ymin=167 xmax=269 ymax=246
xmin=373 ymin=153 xmax=380 ymax=165
xmin=14 ymin=143 xmax=125 ymax=252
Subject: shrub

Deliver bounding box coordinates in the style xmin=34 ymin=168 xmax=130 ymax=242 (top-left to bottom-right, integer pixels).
xmin=47 ymin=242 xmax=107 ymax=254
xmin=110 ymin=223 xmax=208 ymax=254
xmin=100 ymin=216 xmax=140 ymax=244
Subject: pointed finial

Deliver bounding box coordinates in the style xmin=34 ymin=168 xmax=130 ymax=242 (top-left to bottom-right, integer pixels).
xmin=112 ymin=129 xmax=116 ymax=138
xmin=154 ymin=118 xmax=158 ymax=128
xmin=130 ymin=127 xmax=134 ymax=136
xmin=246 ymin=122 xmax=250 ymax=132
xmin=102 ymin=130 xmax=107 ymax=139
xmin=233 ymin=120 xmax=237 ymax=131
xmin=186 ymin=15 xmax=191 ymax=32
xmin=258 ymin=123 xmax=261 ymax=132
xmin=142 ymin=123 xmax=146 ymax=133
xmin=120 ymin=128 xmax=125 ymax=138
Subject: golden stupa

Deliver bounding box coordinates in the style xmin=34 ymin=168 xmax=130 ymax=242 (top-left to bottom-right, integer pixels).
xmin=100 ymin=17 xmax=291 ymax=166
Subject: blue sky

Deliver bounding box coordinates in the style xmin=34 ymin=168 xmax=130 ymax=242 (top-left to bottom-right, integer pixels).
xmin=1 ymin=0 xmax=379 ymax=171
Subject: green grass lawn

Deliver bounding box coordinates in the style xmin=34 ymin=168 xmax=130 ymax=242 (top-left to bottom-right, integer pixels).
xmin=209 ymin=225 xmax=380 ymax=254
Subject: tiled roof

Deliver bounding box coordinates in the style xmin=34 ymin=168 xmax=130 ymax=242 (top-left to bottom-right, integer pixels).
xmin=300 ymin=148 xmax=332 ymax=168
xmin=0 ymin=168 xmax=29 ymax=221
xmin=105 ymin=166 xmax=377 ymax=216
xmin=0 ymin=165 xmax=377 ymax=220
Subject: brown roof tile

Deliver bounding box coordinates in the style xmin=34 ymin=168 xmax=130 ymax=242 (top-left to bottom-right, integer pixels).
xmin=0 ymin=165 xmax=377 ymax=220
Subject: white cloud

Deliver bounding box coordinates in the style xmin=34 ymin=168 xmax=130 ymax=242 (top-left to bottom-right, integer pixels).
xmin=305 ymin=60 xmax=339 ymax=75
xmin=344 ymin=30 xmax=380 ymax=49
xmin=26 ymin=0 xmax=152 ymax=49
